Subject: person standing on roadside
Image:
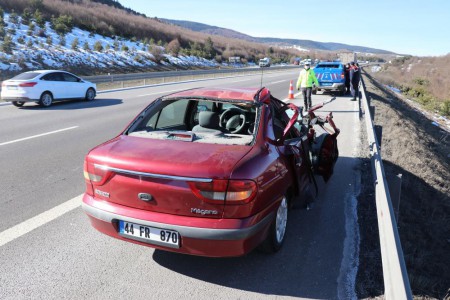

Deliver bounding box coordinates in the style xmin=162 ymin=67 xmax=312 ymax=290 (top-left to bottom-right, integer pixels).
xmin=349 ymin=61 xmax=361 ymax=101
xmin=344 ymin=63 xmax=351 ymax=94
xmin=296 ymin=62 xmax=319 ymax=110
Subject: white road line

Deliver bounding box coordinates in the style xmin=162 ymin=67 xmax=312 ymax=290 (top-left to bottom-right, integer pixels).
xmin=266 ymin=80 xmax=287 ymax=85
xmin=0 ymin=126 xmax=78 ymax=146
xmin=229 ymin=79 xmax=253 ymax=83
xmin=0 ymin=194 xmax=82 ymax=247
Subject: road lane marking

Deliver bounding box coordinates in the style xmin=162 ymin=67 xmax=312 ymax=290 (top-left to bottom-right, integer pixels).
xmin=0 ymin=126 xmax=78 ymax=146
xmin=0 ymin=194 xmax=82 ymax=247
xmin=266 ymin=80 xmax=287 ymax=85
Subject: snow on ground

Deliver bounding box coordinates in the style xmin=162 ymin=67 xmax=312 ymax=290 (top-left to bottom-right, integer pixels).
xmin=0 ymin=13 xmax=220 ymax=72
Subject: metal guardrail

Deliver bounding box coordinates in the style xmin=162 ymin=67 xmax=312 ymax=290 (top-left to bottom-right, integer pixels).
xmin=83 ymin=65 xmax=297 ymax=86
xmin=360 ymin=77 xmax=413 ymax=299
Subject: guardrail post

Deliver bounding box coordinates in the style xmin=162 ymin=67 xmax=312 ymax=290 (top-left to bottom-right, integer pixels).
xmin=374 ymin=125 xmax=383 ymax=148
xmin=369 ymin=105 xmax=376 ymax=120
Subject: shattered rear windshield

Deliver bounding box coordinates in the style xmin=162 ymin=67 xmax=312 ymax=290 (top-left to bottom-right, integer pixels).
xmin=126 ymin=98 xmax=260 ymax=146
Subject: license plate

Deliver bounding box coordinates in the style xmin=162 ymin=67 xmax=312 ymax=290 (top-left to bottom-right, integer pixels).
xmin=118 ymin=220 xmax=180 ymax=248
xmin=7 ymin=85 xmax=17 ymax=90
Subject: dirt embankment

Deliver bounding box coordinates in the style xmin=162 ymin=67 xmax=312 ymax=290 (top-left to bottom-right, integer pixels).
xmin=356 ymin=70 xmax=450 ymax=299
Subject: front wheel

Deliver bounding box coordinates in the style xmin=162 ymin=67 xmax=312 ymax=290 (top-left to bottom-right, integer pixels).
xmin=12 ymin=101 xmax=25 ymax=107
xmin=260 ymin=196 xmax=288 ymax=253
xmin=85 ymin=88 xmax=96 ymax=101
xmin=39 ymin=92 xmax=53 ymax=107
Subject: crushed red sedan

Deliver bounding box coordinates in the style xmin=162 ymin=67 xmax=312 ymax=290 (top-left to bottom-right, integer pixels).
xmin=82 ymin=87 xmax=339 ymax=257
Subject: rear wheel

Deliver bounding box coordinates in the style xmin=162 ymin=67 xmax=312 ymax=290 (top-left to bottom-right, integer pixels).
xmin=260 ymin=196 xmax=288 ymax=253
xmin=85 ymin=88 xmax=96 ymax=101
xmin=39 ymin=92 xmax=53 ymax=107
xmin=12 ymin=101 xmax=25 ymax=107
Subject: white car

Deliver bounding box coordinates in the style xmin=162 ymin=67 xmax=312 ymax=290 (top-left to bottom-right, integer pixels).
xmin=1 ymin=70 xmax=96 ymax=107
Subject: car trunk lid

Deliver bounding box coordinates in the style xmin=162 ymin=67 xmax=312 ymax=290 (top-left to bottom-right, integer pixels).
xmin=85 ymin=136 xmax=253 ymax=218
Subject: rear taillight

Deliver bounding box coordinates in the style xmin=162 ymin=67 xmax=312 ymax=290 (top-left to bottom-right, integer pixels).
xmin=83 ymin=161 xmax=112 ymax=185
xmin=83 ymin=160 xmax=94 ymax=196
xmin=341 ymin=72 xmax=345 ymax=79
xmin=19 ymin=82 xmax=38 ymax=87
xmin=189 ymin=179 xmax=257 ymax=204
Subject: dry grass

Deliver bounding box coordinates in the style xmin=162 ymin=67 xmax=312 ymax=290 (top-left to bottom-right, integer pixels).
xmin=369 ymin=55 xmax=450 ymax=116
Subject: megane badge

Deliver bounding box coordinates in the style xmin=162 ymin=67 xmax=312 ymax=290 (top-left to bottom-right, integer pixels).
xmin=138 ymin=193 xmax=153 ymax=202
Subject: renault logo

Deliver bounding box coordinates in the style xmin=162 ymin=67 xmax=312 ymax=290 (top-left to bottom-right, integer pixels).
xmin=138 ymin=193 xmax=153 ymax=202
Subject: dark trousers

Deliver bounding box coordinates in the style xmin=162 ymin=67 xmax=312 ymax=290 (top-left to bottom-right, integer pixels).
xmin=301 ymin=87 xmax=312 ymax=109
xmin=352 ymin=82 xmax=359 ymax=100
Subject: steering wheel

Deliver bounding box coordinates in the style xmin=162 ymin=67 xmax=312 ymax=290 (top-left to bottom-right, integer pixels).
xmin=219 ymin=108 xmax=247 ymax=133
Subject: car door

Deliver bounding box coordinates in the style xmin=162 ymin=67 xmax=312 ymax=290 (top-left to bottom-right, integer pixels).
xmin=270 ymin=99 xmax=316 ymax=204
xmin=40 ymin=72 xmax=61 ymax=99
xmin=61 ymin=72 xmax=84 ymax=98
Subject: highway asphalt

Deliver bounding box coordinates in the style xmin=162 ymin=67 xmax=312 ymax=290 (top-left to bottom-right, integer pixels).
xmin=0 ymin=69 xmax=363 ymax=299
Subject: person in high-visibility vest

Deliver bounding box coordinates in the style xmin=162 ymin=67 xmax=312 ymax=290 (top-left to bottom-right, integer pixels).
xmin=296 ymin=62 xmax=319 ymax=110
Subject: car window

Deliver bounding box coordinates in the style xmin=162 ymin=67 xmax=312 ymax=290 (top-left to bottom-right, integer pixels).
xmin=11 ymin=72 xmax=40 ymax=80
xmin=316 ymin=64 xmax=341 ymax=68
xmin=41 ymin=72 xmax=64 ymax=81
xmin=146 ymin=99 xmax=190 ymax=130
xmin=62 ymin=73 xmax=79 ymax=82
xmin=127 ymin=98 xmax=258 ymax=146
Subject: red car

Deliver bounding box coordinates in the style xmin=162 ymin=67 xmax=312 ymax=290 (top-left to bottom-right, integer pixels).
xmin=82 ymin=87 xmax=339 ymax=257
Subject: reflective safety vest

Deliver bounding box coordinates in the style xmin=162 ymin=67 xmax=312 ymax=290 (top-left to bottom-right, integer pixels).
xmin=296 ymin=68 xmax=319 ymax=89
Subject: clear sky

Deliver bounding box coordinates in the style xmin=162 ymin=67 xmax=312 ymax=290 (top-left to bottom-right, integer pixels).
xmin=117 ymin=0 xmax=449 ymax=57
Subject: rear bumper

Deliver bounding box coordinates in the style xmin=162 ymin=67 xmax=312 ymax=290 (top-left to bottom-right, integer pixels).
xmin=82 ymin=194 xmax=274 ymax=257
xmin=318 ymin=83 xmax=345 ymax=91
xmin=1 ymin=97 xmax=36 ymax=102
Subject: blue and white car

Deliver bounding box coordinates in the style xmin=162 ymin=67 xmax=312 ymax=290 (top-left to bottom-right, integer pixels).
xmin=1 ymin=70 xmax=96 ymax=107
xmin=313 ymin=62 xmax=346 ymax=95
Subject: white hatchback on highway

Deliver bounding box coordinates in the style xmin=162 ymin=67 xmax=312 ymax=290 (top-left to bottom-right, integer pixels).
xmin=1 ymin=70 xmax=96 ymax=107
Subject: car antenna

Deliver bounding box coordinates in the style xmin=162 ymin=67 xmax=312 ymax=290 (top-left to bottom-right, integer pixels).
xmin=260 ymin=67 xmax=264 ymax=88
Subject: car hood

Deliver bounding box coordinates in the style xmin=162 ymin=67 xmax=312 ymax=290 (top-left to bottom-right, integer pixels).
xmin=88 ymin=135 xmax=253 ymax=179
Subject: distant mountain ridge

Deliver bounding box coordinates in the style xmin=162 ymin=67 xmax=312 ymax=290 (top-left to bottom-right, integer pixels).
xmin=161 ymin=19 xmax=395 ymax=54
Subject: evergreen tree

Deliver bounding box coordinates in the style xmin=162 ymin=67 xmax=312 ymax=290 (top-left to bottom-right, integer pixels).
xmin=27 ymin=39 xmax=33 ymax=47
xmin=94 ymin=41 xmax=103 ymax=52
xmin=0 ymin=35 xmax=14 ymax=54
xmin=33 ymin=9 xmax=45 ymax=28
xmin=83 ymin=41 xmax=90 ymax=51
xmin=17 ymin=36 xmax=25 ymax=44
xmin=21 ymin=8 xmax=32 ymax=24
xmin=9 ymin=10 xmax=19 ymax=25
xmin=204 ymin=37 xmax=215 ymax=59
xmin=59 ymin=34 xmax=66 ymax=46
xmin=0 ymin=24 xmax=5 ymax=38
xmin=71 ymin=37 xmax=79 ymax=50
xmin=46 ymin=36 xmax=52 ymax=45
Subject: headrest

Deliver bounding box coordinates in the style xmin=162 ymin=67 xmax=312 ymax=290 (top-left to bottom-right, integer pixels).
xmin=199 ymin=111 xmax=220 ymax=129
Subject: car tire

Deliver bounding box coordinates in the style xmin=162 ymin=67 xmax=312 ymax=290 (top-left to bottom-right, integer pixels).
xmin=12 ymin=101 xmax=25 ymax=107
xmin=312 ymin=89 xmax=317 ymax=95
xmin=259 ymin=195 xmax=288 ymax=253
xmin=85 ymin=88 xmax=96 ymax=101
xmin=39 ymin=92 xmax=53 ymax=107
